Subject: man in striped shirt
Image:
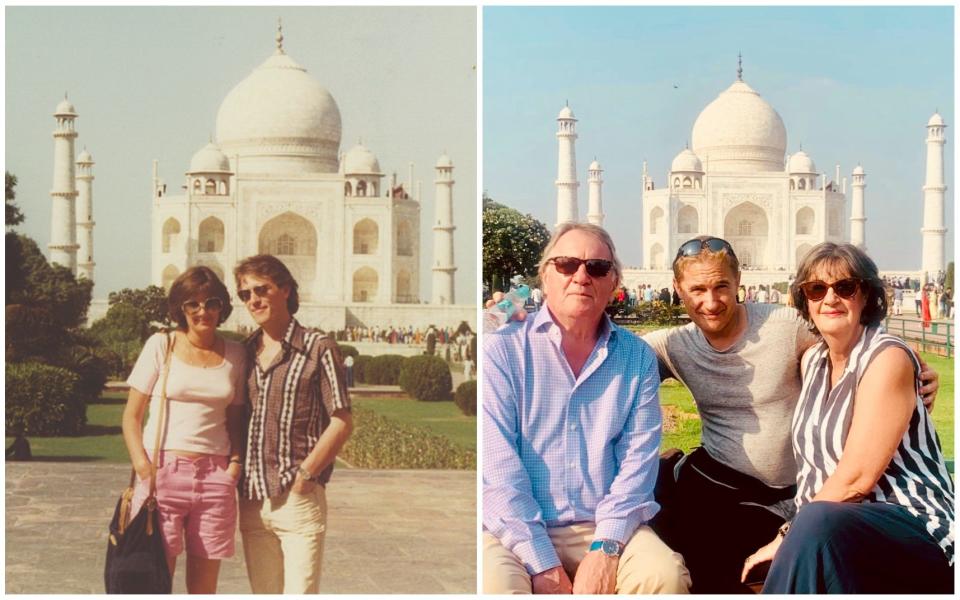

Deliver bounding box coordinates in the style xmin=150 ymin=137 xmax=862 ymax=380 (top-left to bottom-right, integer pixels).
xmin=234 ymin=255 xmax=353 ymax=594
xmin=483 ymin=223 xmax=691 ymax=594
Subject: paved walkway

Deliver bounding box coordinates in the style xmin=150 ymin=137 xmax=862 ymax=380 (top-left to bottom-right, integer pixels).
xmin=6 ymin=463 xmax=476 ymax=594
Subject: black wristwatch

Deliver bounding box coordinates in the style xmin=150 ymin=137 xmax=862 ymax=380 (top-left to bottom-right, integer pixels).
xmin=297 ymin=466 xmax=315 ymax=482
xmin=777 ymin=521 xmax=791 ymax=538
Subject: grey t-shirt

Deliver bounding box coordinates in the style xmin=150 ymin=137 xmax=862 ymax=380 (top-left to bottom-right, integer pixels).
xmin=643 ymin=303 xmax=817 ymax=504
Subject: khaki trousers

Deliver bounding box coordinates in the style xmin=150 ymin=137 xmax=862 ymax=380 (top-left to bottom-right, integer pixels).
xmin=239 ymin=485 xmax=327 ymax=594
xmin=483 ymin=524 xmax=691 ymax=594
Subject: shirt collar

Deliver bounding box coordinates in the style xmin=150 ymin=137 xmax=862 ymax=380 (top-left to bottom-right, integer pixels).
xmin=244 ymin=318 xmax=308 ymax=355
xmin=531 ymin=306 xmax=617 ymax=346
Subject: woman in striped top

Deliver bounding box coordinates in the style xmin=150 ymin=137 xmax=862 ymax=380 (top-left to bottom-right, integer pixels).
xmin=740 ymin=243 xmax=954 ymax=593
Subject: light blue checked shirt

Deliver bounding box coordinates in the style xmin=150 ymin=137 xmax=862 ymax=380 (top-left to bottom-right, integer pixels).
xmin=482 ymin=307 xmax=662 ymax=575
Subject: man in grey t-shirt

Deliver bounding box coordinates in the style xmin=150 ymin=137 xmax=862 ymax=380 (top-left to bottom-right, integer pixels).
xmin=644 ymin=236 xmax=939 ymax=592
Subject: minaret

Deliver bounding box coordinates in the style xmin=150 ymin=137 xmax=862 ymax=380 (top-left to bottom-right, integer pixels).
xmin=555 ymin=103 xmax=579 ymax=226
xmin=922 ymin=112 xmax=948 ymax=283
xmin=587 ymin=159 xmax=604 ymax=226
xmin=75 ymin=148 xmax=96 ymax=282
xmin=431 ymin=153 xmax=456 ymax=305
xmin=850 ymin=164 xmax=866 ymax=250
xmin=49 ymin=95 xmax=80 ymax=273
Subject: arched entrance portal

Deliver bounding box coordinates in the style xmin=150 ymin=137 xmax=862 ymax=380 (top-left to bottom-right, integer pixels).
xmin=724 ymin=202 xmax=769 ymax=269
xmin=258 ymin=212 xmax=317 ymax=301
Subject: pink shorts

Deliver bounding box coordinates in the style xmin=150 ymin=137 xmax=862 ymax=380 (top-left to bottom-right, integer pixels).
xmin=131 ymin=452 xmax=238 ymax=560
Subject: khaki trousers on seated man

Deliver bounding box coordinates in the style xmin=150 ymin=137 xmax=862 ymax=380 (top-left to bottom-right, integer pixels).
xmin=483 ymin=524 xmax=690 ymax=594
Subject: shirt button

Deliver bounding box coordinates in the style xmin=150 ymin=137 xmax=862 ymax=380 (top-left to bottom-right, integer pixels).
xmin=569 ymin=424 xmax=577 ymax=431
xmin=569 ymin=462 xmax=576 ymax=469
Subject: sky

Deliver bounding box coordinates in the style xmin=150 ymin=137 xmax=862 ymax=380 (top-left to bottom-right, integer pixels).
xmin=483 ymin=6 xmax=955 ymax=272
xmin=6 ymin=6 xmax=477 ymax=301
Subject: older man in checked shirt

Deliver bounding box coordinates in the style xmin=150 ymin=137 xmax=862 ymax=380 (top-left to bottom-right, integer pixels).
xmin=482 ymin=223 xmax=691 ymax=594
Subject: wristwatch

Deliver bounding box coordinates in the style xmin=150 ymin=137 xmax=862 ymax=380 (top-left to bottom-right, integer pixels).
xmin=777 ymin=521 xmax=791 ymax=538
xmin=297 ymin=466 xmax=315 ymax=482
xmin=589 ymin=539 xmax=624 ymax=557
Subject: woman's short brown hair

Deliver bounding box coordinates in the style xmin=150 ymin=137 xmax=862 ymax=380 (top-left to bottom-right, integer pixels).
xmin=168 ymin=266 xmax=233 ymax=329
xmin=790 ymin=242 xmax=887 ymax=334
xmin=233 ymin=254 xmax=300 ymax=315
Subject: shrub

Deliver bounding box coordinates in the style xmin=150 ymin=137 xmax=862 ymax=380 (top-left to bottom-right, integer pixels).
xmin=338 ymin=344 xmax=359 ymax=362
xmin=454 ymin=380 xmax=477 ymax=416
xmin=339 ymin=406 xmax=475 ymax=469
xmin=354 ymin=355 xmax=372 ymax=383
xmin=399 ymin=355 xmax=452 ymax=402
xmin=6 ymin=361 xmax=85 ymax=436
xmin=365 ymin=355 xmax=406 ymax=385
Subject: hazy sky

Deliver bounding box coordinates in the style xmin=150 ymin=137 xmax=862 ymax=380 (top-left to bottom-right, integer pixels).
xmin=484 ymin=6 xmax=954 ymax=272
xmin=6 ymin=6 xmax=477 ymax=301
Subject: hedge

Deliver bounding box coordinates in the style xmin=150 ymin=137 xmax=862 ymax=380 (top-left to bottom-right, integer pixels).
xmin=354 ymin=355 xmax=372 ymax=383
xmin=337 ymin=344 xmax=359 ymax=362
xmin=454 ymin=380 xmax=477 ymax=416
xmin=399 ymin=355 xmax=452 ymax=401
xmin=6 ymin=361 xmax=86 ymax=436
xmin=339 ymin=406 xmax=475 ymax=469
xmin=365 ymin=354 xmax=406 ymax=385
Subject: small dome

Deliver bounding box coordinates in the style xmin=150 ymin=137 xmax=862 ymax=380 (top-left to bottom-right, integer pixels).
xmin=55 ymin=98 xmax=76 ymax=116
xmin=435 ymin=153 xmax=453 ymax=168
xmin=343 ymin=143 xmax=381 ymax=175
xmin=589 ymin=159 xmax=602 ymax=171
xmin=928 ymin=113 xmax=945 ymax=127
xmin=558 ymin=105 xmax=575 ymax=119
xmin=691 ymin=79 xmax=786 ymax=173
xmin=671 ymin=148 xmax=703 ymax=173
xmin=788 ymin=150 xmax=816 ymax=174
xmin=77 ymin=149 xmax=94 ymax=164
xmin=188 ymin=143 xmax=231 ymax=174
xmin=852 ymin=165 xmax=865 ymax=175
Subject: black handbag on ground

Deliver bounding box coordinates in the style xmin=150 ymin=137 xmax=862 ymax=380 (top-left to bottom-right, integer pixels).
xmin=104 ymin=333 xmax=175 ymax=594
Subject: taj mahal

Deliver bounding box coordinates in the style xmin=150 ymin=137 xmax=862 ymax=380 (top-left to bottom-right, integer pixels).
xmin=554 ymin=60 xmax=948 ymax=289
xmin=45 ymin=25 xmax=475 ymax=331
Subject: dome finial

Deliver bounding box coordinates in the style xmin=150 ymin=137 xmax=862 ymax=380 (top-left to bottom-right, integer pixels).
xmin=737 ymin=52 xmax=743 ymax=81
xmin=276 ymin=17 xmax=285 ymax=54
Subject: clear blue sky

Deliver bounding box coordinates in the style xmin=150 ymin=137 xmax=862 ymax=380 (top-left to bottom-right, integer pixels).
xmin=6 ymin=6 xmax=477 ymax=301
xmin=484 ymin=6 xmax=954 ymax=272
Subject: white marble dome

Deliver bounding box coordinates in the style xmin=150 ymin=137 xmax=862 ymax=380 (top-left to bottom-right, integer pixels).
xmin=77 ymin=149 xmax=94 ymax=164
xmin=691 ymin=79 xmax=787 ymax=173
xmin=788 ymin=150 xmax=816 ymax=174
xmin=671 ymin=148 xmax=703 ymax=172
xmin=435 ymin=153 xmax=453 ymax=168
xmin=343 ymin=143 xmax=381 ymax=175
xmin=216 ymin=49 xmax=342 ymax=173
xmin=589 ymin=159 xmax=602 ymax=171
xmin=55 ymin=98 xmax=76 ymax=116
xmin=188 ymin=142 xmax=231 ymax=174
xmin=852 ymin=165 xmax=865 ymax=175
xmin=558 ymin=105 xmax=575 ymax=119
xmin=928 ymin=112 xmax=945 ymax=127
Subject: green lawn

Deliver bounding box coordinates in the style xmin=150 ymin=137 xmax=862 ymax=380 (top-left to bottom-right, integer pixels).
xmin=7 ymin=390 xmax=477 ymax=462
xmin=658 ymin=351 xmax=954 ymax=460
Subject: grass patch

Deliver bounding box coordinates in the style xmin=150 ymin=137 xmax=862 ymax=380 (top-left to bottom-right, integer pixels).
xmin=351 ymin=394 xmax=476 ymax=451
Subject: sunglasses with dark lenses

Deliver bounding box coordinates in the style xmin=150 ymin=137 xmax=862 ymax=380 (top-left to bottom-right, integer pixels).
xmin=237 ymin=284 xmax=273 ymax=303
xmin=675 ymin=237 xmax=738 ymax=261
xmin=548 ymin=256 xmax=614 ymax=278
xmin=182 ymin=297 xmax=224 ymax=315
xmin=798 ymin=278 xmax=863 ymax=302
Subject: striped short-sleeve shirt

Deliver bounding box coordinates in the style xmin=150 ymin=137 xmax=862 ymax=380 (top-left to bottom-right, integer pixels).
xmin=793 ymin=325 xmax=954 ymax=564
xmin=241 ymin=319 xmax=351 ymax=500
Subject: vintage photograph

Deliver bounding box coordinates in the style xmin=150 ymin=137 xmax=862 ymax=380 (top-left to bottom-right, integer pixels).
xmin=6 ymin=6 xmax=476 ymax=594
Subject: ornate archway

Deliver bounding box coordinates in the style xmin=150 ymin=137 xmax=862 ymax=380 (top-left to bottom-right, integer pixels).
xmin=258 ymin=212 xmax=317 ymax=300
xmin=724 ymin=202 xmax=769 ymax=268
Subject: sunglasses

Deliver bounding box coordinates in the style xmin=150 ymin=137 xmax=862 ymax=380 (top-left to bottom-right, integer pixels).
xmin=182 ymin=297 xmax=224 ymax=315
xmin=675 ymin=237 xmax=738 ymax=262
xmin=548 ymin=256 xmax=614 ymax=278
xmin=237 ymin=284 xmax=274 ymax=303
xmin=798 ymin=278 xmax=863 ymax=302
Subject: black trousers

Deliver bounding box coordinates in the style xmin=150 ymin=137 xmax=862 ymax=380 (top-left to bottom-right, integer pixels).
xmin=651 ymin=448 xmax=790 ymax=593
xmin=763 ymin=501 xmax=953 ymax=594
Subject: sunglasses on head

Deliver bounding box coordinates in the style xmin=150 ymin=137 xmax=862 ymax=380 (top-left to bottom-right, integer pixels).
xmin=237 ymin=284 xmax=273 ymax=303
xmin=798 ymin=278 xmax=863 ymax=302
xmin=182 ymin=297 xmax=224 ymax=316
xmin=675 ymin=237 xmax=738 ymax=262
xmin=548 ymin=256 xmax=614 ymax=278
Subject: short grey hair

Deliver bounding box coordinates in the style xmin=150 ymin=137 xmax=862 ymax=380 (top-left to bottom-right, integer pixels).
xmin=537 ymin=222 xmax=622 ymax=286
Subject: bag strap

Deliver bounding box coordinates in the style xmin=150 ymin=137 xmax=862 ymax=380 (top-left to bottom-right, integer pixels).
xmin=148 ymin=331 xmax=176 ymax=498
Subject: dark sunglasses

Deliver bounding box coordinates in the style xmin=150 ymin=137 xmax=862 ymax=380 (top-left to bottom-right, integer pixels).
xmin=548 ymin=256 xmax=614 ymax=278
xmin=182 ymin=297 xmax=224 ymax=315
xmin=798 ymin=278 xmax=863 ymax=302
xmin=237 ymin=284 xmax=274 ymax=303
xmin=675 ymin=237 xmax=738 ymax=262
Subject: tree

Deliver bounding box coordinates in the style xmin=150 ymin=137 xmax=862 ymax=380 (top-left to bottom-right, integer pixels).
xmin=946 ymin=261 xmax=954 ymax=292
xmin=109 ymin=285 xmax=171 ymax=326
xmin=6 ymin=172 xmax=25 ymax=297
xmin=482 ymin=195 xmax=551 ymax=294
xmin=88 ymin=303 xmax=151 ymax=376
xmin=6 ymin=171 xmax=23 ymax=227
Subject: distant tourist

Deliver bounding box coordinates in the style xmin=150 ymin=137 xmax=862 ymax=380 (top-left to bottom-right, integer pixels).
xmin=234 ymin=255 xmax=353 ymax=594
xmin=122 ymin=266 xmax=247 ymax=593
xmin=344 ymin=354 xmax=355 ymax=388
xmin=893 ymin=286 xmax=904 ymax=316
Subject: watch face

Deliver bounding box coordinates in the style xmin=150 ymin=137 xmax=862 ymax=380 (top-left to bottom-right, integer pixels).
xmin=601 ymin=540 xmax=619 ymax=556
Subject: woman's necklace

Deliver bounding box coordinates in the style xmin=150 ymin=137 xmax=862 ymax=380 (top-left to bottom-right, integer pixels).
xmin=184 ymin=332 xmax=220 ymax=368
